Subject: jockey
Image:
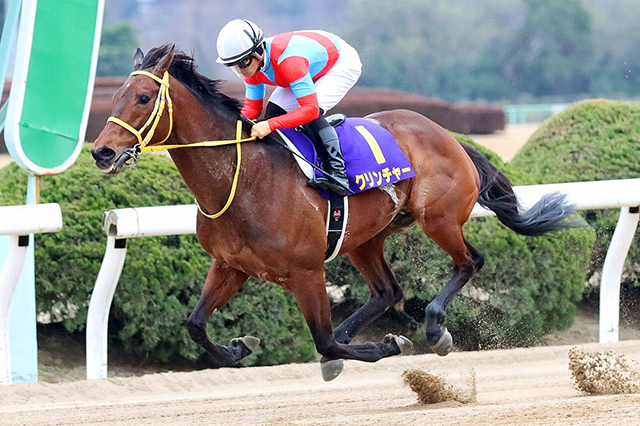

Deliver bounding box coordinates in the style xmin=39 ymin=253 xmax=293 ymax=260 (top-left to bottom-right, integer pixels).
xmin=216 ymin=19 xmax=362 ymax=196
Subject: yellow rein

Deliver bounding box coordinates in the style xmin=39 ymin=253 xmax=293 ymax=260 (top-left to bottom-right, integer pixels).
xmin=107 ymin=70 xmax=256 ymax=219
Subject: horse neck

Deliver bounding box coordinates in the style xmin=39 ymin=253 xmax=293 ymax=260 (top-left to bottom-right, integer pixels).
xmin=165 ymin=82 xmax=250 ymax=214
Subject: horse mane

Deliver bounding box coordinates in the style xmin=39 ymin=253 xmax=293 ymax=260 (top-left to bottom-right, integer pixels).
xmin=141 ymin=44 xmax=242 ymax=117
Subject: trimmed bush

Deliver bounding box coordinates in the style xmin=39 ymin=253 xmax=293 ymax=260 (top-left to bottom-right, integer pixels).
xmin=510 ymin=99 xmax=640 ymax=294
xmin=326 ymin=136 xmax=594 ymax=350
xmin=0 ymin=146 xmax=315 ymax=365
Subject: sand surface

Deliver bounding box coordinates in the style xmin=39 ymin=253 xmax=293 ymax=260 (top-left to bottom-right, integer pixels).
xmin=1 ymin=340 xmax=639 ymax=425
xmin=470 ymin=123 xmax=540 ymax=161
xmin=0 ymin=153 xmax=12 ymax=169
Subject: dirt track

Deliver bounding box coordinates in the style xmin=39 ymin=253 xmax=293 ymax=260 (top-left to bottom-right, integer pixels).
xmin=1 ymin=340 xmax=639 ymax=425
xmin=3 ymin=124 xmax=639 ymax=424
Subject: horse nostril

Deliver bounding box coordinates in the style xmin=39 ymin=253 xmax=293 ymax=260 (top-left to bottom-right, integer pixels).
xmin=91 ymin=146 xmax=116 ymax=161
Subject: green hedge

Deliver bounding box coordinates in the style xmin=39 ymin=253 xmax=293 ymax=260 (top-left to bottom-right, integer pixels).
xmin=0 ymin=147 xmax=314 ymax=365
xmin=326 ymin=136 xmax=594 ymax=350
xmin=511 ymin=99 xmax=640 ymax=294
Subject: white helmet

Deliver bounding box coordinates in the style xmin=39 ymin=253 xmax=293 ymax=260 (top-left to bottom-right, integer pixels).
xmin=216 ymin=19 xmax=264 ymax=65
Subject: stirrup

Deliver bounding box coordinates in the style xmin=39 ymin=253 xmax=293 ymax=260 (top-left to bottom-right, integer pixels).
xmin=326 ymin=113 xmax=346 ymax=127
xmin=307 ymin=174 xmax=352 ymax=196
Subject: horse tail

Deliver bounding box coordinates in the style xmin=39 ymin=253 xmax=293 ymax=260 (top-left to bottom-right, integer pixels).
xmin=460 ymin=142 xmax=578 ymax=237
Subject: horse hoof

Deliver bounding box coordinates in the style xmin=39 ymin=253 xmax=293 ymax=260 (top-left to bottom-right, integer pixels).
xmin=240 ymin=336 xmax=260 ymax=351
xmin=321 ymin=359 xmax=344 ymax=382
xmin=230 ymin=336 xmax=261 ymax=360
xmin=430 ymin=329 xmax=452 ymax=356
xmin=395 ymin=335 xmax=414 ymax=354
xmin=384 ymin=333 xmax=414 ymax=354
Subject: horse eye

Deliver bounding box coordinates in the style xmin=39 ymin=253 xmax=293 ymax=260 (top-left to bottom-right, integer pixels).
xmin=138 ymin=94 xmax=151 ymax=104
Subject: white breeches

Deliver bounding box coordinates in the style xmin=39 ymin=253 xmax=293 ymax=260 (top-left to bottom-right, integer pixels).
xmin=268 ymin=41 xmax=362 ymax=114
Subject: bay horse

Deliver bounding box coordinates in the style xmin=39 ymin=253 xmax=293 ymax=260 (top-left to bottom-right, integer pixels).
xmin=91 ymin=45 xmax=576 ymax=380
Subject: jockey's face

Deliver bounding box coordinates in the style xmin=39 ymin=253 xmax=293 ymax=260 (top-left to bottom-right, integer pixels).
xmin=233 ymin=51 xmax=264 ymax=78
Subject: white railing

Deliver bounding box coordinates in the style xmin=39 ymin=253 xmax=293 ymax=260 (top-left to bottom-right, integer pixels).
xmin=503 ymin=103 xmax=571 ymax=125
xmin=86 ymin=205 xmax=197 ymax=380
xmin=0 ymin=203 xmax=63 ymax=385
xmin=86 ymin=179 xmax=640 ymax=380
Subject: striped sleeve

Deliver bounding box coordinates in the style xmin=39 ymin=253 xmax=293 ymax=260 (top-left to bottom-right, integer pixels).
xmin=266 ymin=92 xmax=319 ymax=130
xmin=241 ymin=82 xmax=266 ymax=119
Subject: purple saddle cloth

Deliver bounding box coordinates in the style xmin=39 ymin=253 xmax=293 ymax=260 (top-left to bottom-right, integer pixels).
xmin=280 ymin=118 xmax=416 ymax=199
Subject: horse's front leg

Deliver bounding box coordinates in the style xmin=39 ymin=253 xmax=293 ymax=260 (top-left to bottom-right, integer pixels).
xmin=186 ymin=259 xmax=259 ymax=367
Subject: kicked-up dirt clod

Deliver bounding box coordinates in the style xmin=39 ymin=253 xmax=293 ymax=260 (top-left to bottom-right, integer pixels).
xmin=402 ymin=368 xmax=476 ymax=404
xmin=568 ymin=346 xmax=640 ymax=395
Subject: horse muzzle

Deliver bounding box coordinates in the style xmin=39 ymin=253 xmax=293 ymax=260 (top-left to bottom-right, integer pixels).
xmin=91 ymin=144 xmax=140 ymax=174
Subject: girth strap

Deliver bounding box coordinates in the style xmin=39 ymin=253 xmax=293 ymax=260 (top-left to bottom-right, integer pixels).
xmin=324 ymin=192 xmax=349 ymax=262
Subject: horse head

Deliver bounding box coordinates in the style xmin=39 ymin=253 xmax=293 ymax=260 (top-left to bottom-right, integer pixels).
xmin=91 ymin=45 xmax=175 ymax=174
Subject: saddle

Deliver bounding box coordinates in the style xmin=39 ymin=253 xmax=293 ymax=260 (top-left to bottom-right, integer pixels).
xmin=277 ymin=115 xmax=416 ymax=200
xmin=276 ymin=115 xmax=416 ymax=262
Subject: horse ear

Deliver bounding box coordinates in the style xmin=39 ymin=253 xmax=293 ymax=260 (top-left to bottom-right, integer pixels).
xmin=153 ymin=44 xmax=175 ymax=75
xmin=133 ymin=48 xmax=144 ymax=70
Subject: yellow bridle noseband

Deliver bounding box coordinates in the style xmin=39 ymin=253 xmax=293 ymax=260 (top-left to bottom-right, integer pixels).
xmin=107 ymin=70 xmax=256 ymax=219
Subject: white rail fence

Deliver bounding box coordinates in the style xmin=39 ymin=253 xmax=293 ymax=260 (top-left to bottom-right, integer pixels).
xmin=86 ymin=179 xmax=640 ymax=380
xmin=503 ymin=103 xmax=571 ymax=125
xmin=0 ymin=203 xmax=63 ymax=385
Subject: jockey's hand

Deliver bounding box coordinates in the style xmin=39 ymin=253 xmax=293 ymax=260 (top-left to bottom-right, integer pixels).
xmin=251 ymin=121 xmax=272 ymax=139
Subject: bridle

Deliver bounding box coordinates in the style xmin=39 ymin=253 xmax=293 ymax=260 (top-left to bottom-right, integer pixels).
xmin=106 ymin=69 xmax=256 ymax=219
xmin=107 ymin=70 xmax=173 ymax=169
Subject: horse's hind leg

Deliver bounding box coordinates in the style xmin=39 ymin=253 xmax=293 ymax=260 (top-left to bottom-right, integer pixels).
xmin=333 ymin=236 xmax=404 ymax=345
xmin=317 ymin=237 xmax=412 ymax=380
xmin=186 ymin=260 xmax=259 ymax=367
xmin=290 ymin=268 xmax=405 ymax=380
xmin=420 ymin=221 xmax=484 ymax=356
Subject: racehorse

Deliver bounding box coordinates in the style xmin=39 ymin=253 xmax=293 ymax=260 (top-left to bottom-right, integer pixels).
xmin=91 ymin=45 xmax=576 ymax=380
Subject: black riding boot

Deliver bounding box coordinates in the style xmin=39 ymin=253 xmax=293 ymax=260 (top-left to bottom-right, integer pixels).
xmin=306 ymin=116 xmax=352 ymax=196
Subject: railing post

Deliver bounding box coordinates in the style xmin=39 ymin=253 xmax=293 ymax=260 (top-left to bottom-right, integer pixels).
xmin=0 ymin=235 xmax=29 ymax=385
xmin=0 ymin=203 xmax=62 ymax=385
xmin=86 ymin=236 xmax=128 ymax=380
xmin=86 ymin=204 xmax=197 ymax=380
xmin=599 ymin=206 xmax=640 ymax=343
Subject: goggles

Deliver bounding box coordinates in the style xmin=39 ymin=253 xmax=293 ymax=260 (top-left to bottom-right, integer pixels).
xmin=227 ymin=54 xmax=254 ymax=69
